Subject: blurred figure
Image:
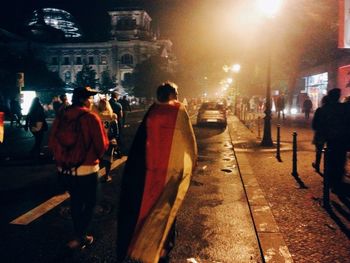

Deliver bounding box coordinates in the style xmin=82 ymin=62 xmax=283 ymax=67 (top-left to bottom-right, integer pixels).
xmin=311 ymin=95 xmax=329 ymax=173
xmin=109 ymin=91 xmax=123 ymax=133
xmin=93 ymin=98 xmax=120 ymax=182
xmin=323 ymin=88 xmax=347 ymax=194
xmin=52 ymin=96 xmax=61 ymax=115
xmin=116 ymin=82 xmax=197 ymax=263
xmin=302 ymin=96 xmax=313 ymax=119
xmin=118 ymin=95 xmax=132 ymax=127
xmin=276 ymin=94 xmax=285 ymax=120
xmin=249 ymin=96 xmax=257 ymax=113
xmin=10 ymin=97 xmax=22 ymax=127
xmin=59 ymin=94 xmax=70 ymax=111
xmin=24 ymin=97 xmax=47 ymax=156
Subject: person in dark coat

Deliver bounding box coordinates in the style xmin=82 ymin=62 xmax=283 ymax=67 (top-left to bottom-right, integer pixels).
xmin=118 ymin=95 xmax=132 ymax=127
xmin=109 ymin=91 xmax=123 ymax=132
xmin=322 ymin=88 xmax=347 ymax=194
xmin=276 ymin=94 xmax=285 ymax=120
xmin=24 ymin=97 xmax=47 ymax=156
xmin=302 ymin=96 xmax=313 ymax=119
xmin=311 ymin=95 xmax=329 ymax=173
xmin=10 ymin=97 xmax=22 ymax=127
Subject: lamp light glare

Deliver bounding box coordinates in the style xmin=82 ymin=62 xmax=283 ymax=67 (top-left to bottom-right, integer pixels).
xmin=257 ymin=0 xmax=282 ymax=18
xmin=290 ymin=108 xmax=298 ymax=115
xmin=21 ymin=91 xmax=37 ymax=115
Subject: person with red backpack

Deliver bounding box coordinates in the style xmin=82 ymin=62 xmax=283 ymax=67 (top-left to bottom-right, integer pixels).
xmin=49 ymin=86 xmax=109 ymax=250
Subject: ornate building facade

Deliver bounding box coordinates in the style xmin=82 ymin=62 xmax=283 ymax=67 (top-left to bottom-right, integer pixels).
xmin=36 ymin=7 xmax=174 ymax=91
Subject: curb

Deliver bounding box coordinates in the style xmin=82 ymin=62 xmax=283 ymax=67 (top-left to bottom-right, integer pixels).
xmin=228 ymin=115 xmax=294 ymax=263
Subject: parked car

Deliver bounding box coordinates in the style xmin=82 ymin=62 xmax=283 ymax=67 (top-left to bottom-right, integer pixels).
xmin=197 ymin=101 xmax=227 ymax=127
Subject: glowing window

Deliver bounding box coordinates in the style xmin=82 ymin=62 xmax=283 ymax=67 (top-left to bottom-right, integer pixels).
xmin=100 ymin=56 xmax=107 ymax=65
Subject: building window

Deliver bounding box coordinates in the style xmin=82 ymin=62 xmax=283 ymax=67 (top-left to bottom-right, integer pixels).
xmin=63 ymin=57 xmax=70 ymax=65
xmin=88 ymin=56 xmax=94 ymax=65
xmin=51 ymin=57 xmax=58 ymax=65
xmin=121 ymin=54 xmax=133 ymax=65
xmin=100 ymin=56 xmax=107 ymax=65
xmin=76 ymin=56 xmax=82 ymax=65
xmin=117 ymin=18 xmax=136 ymax=30
xmin=64 ymin=71 xmax=71 ymax=83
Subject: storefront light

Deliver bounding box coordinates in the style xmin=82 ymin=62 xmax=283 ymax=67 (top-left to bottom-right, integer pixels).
xmin=290 ymin=108 xmax=298 ymax=115
xmin=21 ymin=91 xmax=37 ymax=115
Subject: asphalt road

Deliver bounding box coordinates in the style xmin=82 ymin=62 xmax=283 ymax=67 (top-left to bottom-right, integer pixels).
xmin=0 ymin=107 xmax=256 ymax=262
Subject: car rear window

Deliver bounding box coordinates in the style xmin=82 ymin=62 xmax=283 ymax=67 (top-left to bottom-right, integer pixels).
xmin=200 ymin=103 xmax=224 ymax=110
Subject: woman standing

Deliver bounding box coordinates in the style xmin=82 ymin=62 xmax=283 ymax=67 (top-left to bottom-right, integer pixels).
xmin=25 ymin=97 xmax=47 ymax=156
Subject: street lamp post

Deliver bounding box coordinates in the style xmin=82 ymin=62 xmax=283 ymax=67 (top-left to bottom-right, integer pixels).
xmin=257 ymin=0 xmax=282 ymax=147
xmin=260 ymin=41 xmax=273 ymax=146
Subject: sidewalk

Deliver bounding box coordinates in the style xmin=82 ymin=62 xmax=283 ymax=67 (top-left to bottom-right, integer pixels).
xmin=230 ymin=113 xmax=350 ymax=262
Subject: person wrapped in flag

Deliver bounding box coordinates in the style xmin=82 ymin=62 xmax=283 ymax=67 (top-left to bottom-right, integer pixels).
xmin=116 ymin=82 xmax=197 ymax=263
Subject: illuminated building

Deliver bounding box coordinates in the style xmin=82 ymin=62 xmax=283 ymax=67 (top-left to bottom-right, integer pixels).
xmin=28 ymin=8 xmax=82 ymax=39
xmin=36 ymin=7 xmax=174 ymax=91
xmin=0 ymin=6 xmax=175 ymax=96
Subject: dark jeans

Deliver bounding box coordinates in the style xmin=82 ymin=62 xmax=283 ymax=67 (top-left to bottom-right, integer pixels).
xmin=327 ymin=145 xmax=346 ymax=189
xmin=68 ymin=173 xmax=98 ymax=239
xmin=31 ymin=130 xmax=44 ymax=155
xmin=304 ymin=111 xmax=310 ymax=119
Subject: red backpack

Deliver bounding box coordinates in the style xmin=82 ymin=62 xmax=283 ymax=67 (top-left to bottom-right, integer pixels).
xmin=52 ymin=109 xmax=91 ymax=174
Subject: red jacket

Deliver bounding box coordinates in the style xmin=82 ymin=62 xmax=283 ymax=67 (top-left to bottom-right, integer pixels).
xmin=49 ymin=106 xmax=109 ymax=168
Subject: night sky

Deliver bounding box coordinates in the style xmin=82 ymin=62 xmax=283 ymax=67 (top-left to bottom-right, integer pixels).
xmin=0 ymin=0 xmax=291 ymax=96
xmin=0 ymin=0 xmax=252 ymax=63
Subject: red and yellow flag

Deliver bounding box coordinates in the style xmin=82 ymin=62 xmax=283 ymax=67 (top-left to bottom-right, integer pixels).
xmin=117 ymin=101 xmax=197 ymax=263
xmin=0 ymin=112 xmax=4 ymax=143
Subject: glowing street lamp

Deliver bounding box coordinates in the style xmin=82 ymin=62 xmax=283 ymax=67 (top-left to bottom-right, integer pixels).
xmin=257 ymin=0 xmax=283 ymax=147
xmin=256 ymin=0 xmax=283 ymax=18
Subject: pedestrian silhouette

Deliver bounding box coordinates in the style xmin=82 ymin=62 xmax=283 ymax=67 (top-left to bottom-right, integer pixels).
xmin=311 ymin=95 xmax=329 ymax=173
xmin=49 ymin=87 xmax=109 ymax=250
xmin=302 ymin=96 xmax=313 ymax=119
xmin=323 ymin=88 xmax=347 ymax=194
xmin=24 ymin=97 xmax=47 ymax=157
xmin=116 ymin=82 xmax=197 ymax=263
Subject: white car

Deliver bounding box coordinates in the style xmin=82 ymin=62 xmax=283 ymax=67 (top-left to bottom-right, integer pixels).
xmin=197 ymin=102 xmax=227 ymax=127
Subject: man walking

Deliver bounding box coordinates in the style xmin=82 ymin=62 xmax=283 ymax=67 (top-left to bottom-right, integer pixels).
xmin=109 ymin=91 xmax=123 ymax=133
xmin=49 ymin=86 xmax=109 ymax=250
xmin=116 ymin=82 xmax=197 ymax=263
xmin=118 ymin=95 xmax=132 ymax=127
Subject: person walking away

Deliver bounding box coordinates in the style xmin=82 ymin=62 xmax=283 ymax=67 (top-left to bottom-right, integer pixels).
xmin=302 ymin=96 xmax=313 ymax=119
xmin=109 ymin=91 xmax=123 ymax=134
xmin=322 ymin=88 xmax=347 ymax=194
xmin=92 ymin=98 xmax=118 ymax=183
xmin=276 ymin=94 xmax=285 ymax=120
xmin=118 ymin=95 xmax=132 ymax=128
xmin=49 ymin=86 xmax=109 ymax=250
xmin=116 ymin=82 xmax=197 ymax=263
xmin=52 ymin=96 xmax=61 ymax=116
xmin=24 ymin=97 xmax=48 ymax=157
xmin=109 ymin=113 xmax=122 ymax=158
xmin=311 ymin=95 xmax=329 ymax=173
xmin=10 ymin=97 xmax=22 ymax=127
xmin=58 ymin=94 xmax=70 ymax=112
